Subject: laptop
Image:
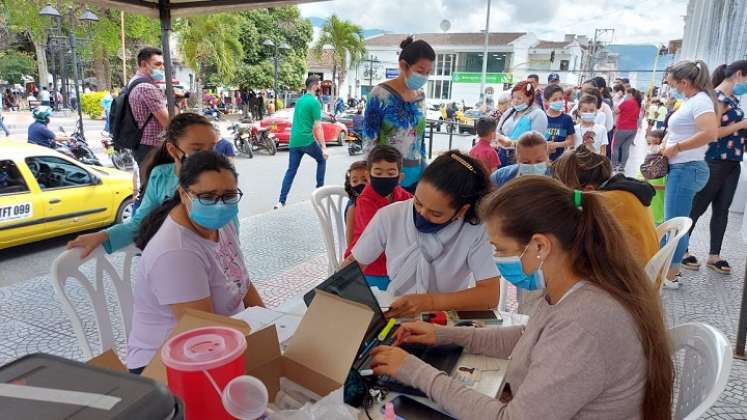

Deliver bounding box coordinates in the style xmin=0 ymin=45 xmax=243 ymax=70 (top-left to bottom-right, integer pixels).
xmin=304 ymin=263 xmax=463 ymax=397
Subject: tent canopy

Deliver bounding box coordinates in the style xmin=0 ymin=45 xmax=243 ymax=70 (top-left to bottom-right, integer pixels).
xmin=85 ymin=0 xmax=323 ymax=18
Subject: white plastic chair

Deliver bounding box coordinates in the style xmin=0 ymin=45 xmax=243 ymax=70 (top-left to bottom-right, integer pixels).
xmin=311 ymin=185 xmax=349 ymax=275
xmin=670 ymin=322 xmax=732 ymax=420
xmin=645 ymin=217 xmax=692 ymax=287
xmin=50 ymin=245 xmax=138 ymax=359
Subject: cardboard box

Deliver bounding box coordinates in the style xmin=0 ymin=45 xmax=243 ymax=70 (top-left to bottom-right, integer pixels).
xmin=143 ymin=290 xmax=374 ymax=400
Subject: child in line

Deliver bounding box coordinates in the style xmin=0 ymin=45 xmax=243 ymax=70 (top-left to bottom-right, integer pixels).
xmin=574 ymin=94 xmax=608 ymax=156
xmin=345 ymin=145 xmax=412 ymax=290
xmin=469 ymin=117 xmax=500 ymax=173
xmin=641 ymin=129 xmax=666 ymax=224
xmin=344 ymin=160 xmax=369 ymax=246
xmin=543 ymin=84 xmax=576 ymax=161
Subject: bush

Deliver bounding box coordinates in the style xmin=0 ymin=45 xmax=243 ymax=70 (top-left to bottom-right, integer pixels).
xmin=274 ymin=98 xmax=284 ymax=110
xmin=81 ymin=91 xmax=107 ymax=119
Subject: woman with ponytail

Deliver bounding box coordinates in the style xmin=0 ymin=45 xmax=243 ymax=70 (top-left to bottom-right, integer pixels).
xmin=67 ymin=113 xmax=219 ymax=257
xmin=682 ymin=60 xmax=747 ymax=274
xmin=660 ymin=60 xmax=719 ymax=287
xmin=128 ymin=151 xmax=264 ymax=374
xmin=370 ymin=176 xmax=673 ymax=420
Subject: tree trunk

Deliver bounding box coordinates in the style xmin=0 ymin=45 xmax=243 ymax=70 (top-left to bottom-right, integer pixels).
xmin=33 ymin=39 xmax=50 ymax=89
xmin=93 ymin=45 xmax=109 ymax=91
xmin=332 ymin=61 xmax=337 ymax=98
xmin=338 ymin=68 xmax=348 ymax=99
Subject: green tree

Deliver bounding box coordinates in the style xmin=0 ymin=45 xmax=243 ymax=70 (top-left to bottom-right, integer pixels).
xmin=3 ymin=0 xmax=53 ymax=87
xmin=312 ymin=15 xmax=366 ymax=98
xmin=0 ymin=51 xmax=37 ymax=84
xmin=178 ymin=13 xmax=244 ymax=108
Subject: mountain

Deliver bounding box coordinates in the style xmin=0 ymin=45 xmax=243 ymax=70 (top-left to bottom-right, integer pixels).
xmin=607 ymin=44 xmax=675 ymax=89
xmin=306 ymin=16 xmax=388 ymax=39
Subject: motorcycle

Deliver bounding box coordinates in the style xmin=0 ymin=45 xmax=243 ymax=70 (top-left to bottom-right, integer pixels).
xmin=100 ymin=133 xmax=134 ymax=171
xmin=57 ymin=125 xmax=103 ymax=167
xmin=203 ymin=107 xmax=222 ymax=121
xmin=228 ymin=123 xmax=277 ymax=158
xmin=346 ymin=131 xmax=364 ymax=156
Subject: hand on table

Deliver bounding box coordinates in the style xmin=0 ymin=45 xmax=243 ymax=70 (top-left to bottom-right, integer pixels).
xmin=370 ymin=345 xmax=409 ymax=377
xmin=393 ymin=321 xmax=437 ymax=346
xmin=386 ymin=294 xmax=434 ymax=318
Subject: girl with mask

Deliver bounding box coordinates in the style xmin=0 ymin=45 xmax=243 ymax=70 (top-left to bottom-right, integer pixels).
xmin=683 ymin=60 xmax=747 ymax=275
xmin=496 ymin=81 xmax=548 ymax=167
xmin=660 ymin=60 xmax=719 ymax=288
xmin=344 ymin=160 xmax=369 ymax=246
xmin=67 ymin=113 xmax=220 ymax=257
xmin=363 ymin=36 xmax=435 ymax=193
xmin=348 ymin=151 xmax=499 ymax=318
xmin=369 ymin=176 xmax=673 ymax=420
xmin=127 ymin=151 xmax=264 ymax=373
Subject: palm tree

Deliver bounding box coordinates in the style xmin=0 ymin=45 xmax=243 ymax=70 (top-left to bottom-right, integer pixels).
xmin=312 ymin=15 xmax=366 ymax=99
xmin=178 ymin=14 xmax=244 ymax=110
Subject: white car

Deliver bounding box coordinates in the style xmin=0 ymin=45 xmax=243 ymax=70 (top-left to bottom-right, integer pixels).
xmin=425 ymin=107 xmax=445 ymax=131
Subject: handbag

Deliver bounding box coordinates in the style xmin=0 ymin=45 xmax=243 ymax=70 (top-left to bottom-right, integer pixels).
xmin=640 ymin=152 xmax=669 ymax=179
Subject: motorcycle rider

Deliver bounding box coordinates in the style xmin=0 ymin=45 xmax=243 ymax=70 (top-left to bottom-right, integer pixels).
xmin=28 ymin=106 xmax=67 ymax=148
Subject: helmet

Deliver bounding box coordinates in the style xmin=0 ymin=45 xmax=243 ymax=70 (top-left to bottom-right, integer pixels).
xmin=32 ymin=105 xmax=53 ymax=123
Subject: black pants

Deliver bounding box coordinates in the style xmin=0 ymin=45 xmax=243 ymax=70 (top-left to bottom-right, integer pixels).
xmin=129 ymin=366 xmax=145 ymax=375
xmin=133 ymin=144 xmax=157 ymax=166
xmin=688 ymin=160 xmax=741 ymax=255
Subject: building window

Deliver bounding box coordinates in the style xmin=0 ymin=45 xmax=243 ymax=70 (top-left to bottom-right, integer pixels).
xmin=428 ymin=80 xmax=452 ymax=100
xmin=560 ymin=60 xmax=570 ymax=71
xmin=456 ymin=52 xmax=509 ymax=73
xmin=436 ymin=53 xmax=456 ymax=77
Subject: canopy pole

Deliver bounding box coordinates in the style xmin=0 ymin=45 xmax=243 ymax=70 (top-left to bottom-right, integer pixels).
xmin=159 ymin=0 xmax=176 ymax=117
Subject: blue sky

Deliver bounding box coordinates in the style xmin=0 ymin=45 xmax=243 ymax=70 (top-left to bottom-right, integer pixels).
xmin=299 ymin=0 xmax=688 ymax=44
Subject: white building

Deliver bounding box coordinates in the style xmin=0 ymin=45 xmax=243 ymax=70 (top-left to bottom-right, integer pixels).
xmin=329 ymin=32 xmax=585 ymax=106
xmin=679 ymin=0 xmax=747 ymax=69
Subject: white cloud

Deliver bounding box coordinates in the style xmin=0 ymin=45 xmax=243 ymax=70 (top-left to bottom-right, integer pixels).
xmin=299 ymin=0 xmax=688 ymax=44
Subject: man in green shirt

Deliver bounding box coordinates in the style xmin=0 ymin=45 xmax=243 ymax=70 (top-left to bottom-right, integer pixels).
xmin=275 ymin=76 xmax=328 ymax=208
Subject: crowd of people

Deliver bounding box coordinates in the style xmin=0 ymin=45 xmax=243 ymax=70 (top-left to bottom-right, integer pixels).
xmin=56 ymin=39 xmax=745 ymax=418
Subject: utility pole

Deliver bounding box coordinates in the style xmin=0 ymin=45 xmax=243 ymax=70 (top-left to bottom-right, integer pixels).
xmin=585 ymin=28 xmax=614 ymax=81
xmin=120 ymin=11 xmax=127 ymax=86
xmin=479 ymin=0 xmax=492 ymax=101
xmin=361 ymin=55 xmax=379 ymax=95
xmin=648 ymin=45 xmax=667 ymax=96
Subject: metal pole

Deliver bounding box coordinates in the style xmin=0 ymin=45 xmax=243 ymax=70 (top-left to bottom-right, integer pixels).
xmin=120 ymin=11 xmax=127 ymax=86
xmin=369 ymin=55 xmax=374 ymax=90
xmin=736 ymin=256 xmax=747 ymax=359
xmin=274 ymin=45 xmax=279 ymax=109
xmin=68 ymin=14 xmax=84 ymax=140
xmin=56 ymin=13 xmax=68 ymax=109
xmin=158 ymin=0 xmax=175 ymax=118
xmin=479 ymin=0 xmax=491 ymax=103
xmin=648 ymin=46 xmax=661 ymax=96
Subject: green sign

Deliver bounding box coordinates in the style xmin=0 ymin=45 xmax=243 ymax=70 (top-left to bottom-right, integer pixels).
xmin=452 ymin=72 xmax=513 ymax=84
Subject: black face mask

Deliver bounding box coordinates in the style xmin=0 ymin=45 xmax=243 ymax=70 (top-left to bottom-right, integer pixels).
xmin=370 ymin=176 xmax=399 ymax=197
xmin=351 ymin=184 xmax=366 ymax=197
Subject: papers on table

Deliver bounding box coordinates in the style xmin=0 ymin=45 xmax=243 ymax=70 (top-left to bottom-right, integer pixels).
xmin=370 ymin=287 xmax=396 ymax=310
xmin=233 ymin=306 xmax=302 ymax=345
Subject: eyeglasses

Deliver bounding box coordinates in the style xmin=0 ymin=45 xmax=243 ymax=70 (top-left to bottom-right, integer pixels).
xmin=188 ymin=189 xmax=243 ymax=205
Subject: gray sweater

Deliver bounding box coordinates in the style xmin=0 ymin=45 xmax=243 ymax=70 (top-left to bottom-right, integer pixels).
xmin=394 ymin=283 xmax=647 ymax=420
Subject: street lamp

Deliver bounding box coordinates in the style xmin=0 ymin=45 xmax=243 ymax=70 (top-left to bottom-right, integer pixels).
xmin=263 ymin=39 xmax=289 ymax=109
xmin=40 ymin=4 xmax=98 ymax=140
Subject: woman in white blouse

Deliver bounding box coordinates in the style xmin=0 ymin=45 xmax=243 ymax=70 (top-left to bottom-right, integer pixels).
xmin=348 ymin=150 xmax=500 ymax=318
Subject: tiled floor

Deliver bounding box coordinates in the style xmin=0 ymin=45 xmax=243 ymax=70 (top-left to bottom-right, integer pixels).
xmin=0 ymin=201 xmax=745 ymax=419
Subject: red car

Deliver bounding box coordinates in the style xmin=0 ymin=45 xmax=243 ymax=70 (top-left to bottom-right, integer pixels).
xmin=260 ymin=109 xmax=347 ymax=148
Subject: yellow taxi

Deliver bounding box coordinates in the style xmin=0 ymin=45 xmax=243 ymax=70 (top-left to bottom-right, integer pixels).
xmin=0 ymin=143 xmax=134 ymax=250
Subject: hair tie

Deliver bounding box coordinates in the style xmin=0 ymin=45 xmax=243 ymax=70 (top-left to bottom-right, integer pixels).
xmin=574 ymin=190 xmax=583 ymax=210
xmin=450 ymin=153 xmax=476 ymax=174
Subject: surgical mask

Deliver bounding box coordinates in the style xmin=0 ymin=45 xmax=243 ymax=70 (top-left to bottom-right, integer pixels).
xmin=518 ymin=162 xmax=547 ymax=176
xmin=405 ymin=70 xmax=429 ymax=90
xmin=580 ymin=112 xmax=596 ymax=123
xmin=493 ymin=245 xmax=545 ymax=291
xmin=413 ymin=207 xmax=453 ymax=234
xmin=671 ymin=88 xmax=685 ymax=100
xmin=187 ymin=195 xmax=239 ymax=230
xmin=351 ymin=184 xmax=366 ymax=197
xmin=733 ymin=82 xmax=747 ymax=96
xmin=548 ymin=101 xmax=564 ymax=112
xmin=513 ymin=103 xmax=528 ymax=112
xmin=370 ymin=176 xmax=399 ymax=197
xmin=151 ymin=68 xmax=165 ymax=81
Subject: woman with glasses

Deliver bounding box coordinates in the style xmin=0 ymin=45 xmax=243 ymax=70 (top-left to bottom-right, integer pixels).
xmin=126 ymin=151 xmax=263 ymax=374
xmin=67 ymin=113 xmax=220 ymax=257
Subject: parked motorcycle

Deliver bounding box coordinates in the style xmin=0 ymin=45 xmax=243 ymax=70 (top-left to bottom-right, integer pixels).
xmin=100 ymin=133 xmax=134 ymax=171
xmin=346 ymin=132 xmax=364 ymax=156
xmin=57 ymin=126 xmax=103 ymax=167
xmin=203 ymin=107 xmax=222 ymax=121
xmin=229 ymin=123 xmax=277 ymax=158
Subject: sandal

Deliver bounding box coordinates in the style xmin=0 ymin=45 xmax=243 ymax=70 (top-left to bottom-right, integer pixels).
xmin=706 ymin=260 xmax=731 ymax=274
xmin=681 ymin=255 xmax=700 ymax=271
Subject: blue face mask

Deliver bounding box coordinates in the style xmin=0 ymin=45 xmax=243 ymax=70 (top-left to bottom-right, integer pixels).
xmin=187 ymin=196 xmax=239 ymax=230
xmin=513 ymin=103 xmax=528 ymax=112
xmin=405 ymin=69 xmax=429 ymax=90
xmin=494 ymin=245 xmax=545 ymax=291
xmin=518 ymin=162 xmax=547 ymax=176
xmin=734 ymin=82 xmax=747 ymax=96
xmin=151 ymin=68 xmax=165 ymax=82
xmin=413 ymin=207 xmax=453 ymax=234
xmin=671 ymin=89 xmax=685 ymax=100
xmin=548 ymin=101 xmax=564 ymax=112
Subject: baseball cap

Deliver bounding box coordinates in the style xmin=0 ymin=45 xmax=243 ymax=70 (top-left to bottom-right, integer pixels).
xmin=548 ymin=73 xmax=560 ymax=82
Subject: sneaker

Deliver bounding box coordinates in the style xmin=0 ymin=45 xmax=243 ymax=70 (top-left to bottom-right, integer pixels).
xmin=662 ymin=279 xmax=681 ymax=289
xmin=273 ymin=202 xmax=284 ymax=210
xmin=681 ymin=255 xmax=700 ymax=271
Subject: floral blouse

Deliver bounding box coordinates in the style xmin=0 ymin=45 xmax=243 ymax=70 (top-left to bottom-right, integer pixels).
xmin=706 ymin=91 xmax=745 ymax=161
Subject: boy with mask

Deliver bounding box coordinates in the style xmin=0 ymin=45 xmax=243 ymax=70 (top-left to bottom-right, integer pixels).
xmin=469 ymin=117 xmax=500 ymax=173
xmin=543 ymin=84 xmax=576 ymax=161
xmin=489 ymin=132 xmax=549 ymax=188
xmin=574 ymin=94 xmax=608 ymax=155
xmin=345 ymin=145 xmax=412 ymax=289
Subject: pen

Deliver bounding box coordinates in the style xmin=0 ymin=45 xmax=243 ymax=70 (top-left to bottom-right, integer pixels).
xmin=358 ymin=339 xmax=377 ymax=360
xmin=378 ymin=318 xmax=397 ymax=342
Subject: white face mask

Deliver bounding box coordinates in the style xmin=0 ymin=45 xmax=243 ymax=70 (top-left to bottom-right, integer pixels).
xmin=580 ymin=112 xmax=596 ymax=123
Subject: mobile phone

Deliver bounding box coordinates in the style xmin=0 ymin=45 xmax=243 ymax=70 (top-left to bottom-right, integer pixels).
xmin=455 ymin=310 xmax=502 ymax=323
xmin=383 ymin=395 xmax=455 ymax=420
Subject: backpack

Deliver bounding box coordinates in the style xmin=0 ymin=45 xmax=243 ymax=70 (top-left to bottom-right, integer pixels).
xmin=110 ymin=78 xmax=154 ymax=151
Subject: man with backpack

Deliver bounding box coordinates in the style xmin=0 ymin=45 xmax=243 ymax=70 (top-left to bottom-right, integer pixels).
xmin=110 ymin=47 xmax=170 ymax=165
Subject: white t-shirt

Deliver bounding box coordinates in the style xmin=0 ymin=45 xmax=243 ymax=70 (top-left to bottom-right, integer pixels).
xmin=601 ymin=102 xmax=614 ymax=132
xmin=666 ymin=91 xmax=716 ymax=164
xmin=351 ymin=199 xmax=498 ymax=295
xmin=575 ymin=123 xmax=609 ymax=154
xmin=40 ymin=90 xmax=51 ymax=102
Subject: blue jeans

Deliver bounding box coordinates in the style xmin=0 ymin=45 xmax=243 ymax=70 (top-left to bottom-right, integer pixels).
xmin=278 ymin=142 xmax=326 ymax=204
xmin=104 ymin=109 xmax=111 ymax=133
xmin=665 ymin=160 xmax=710 ymax=269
